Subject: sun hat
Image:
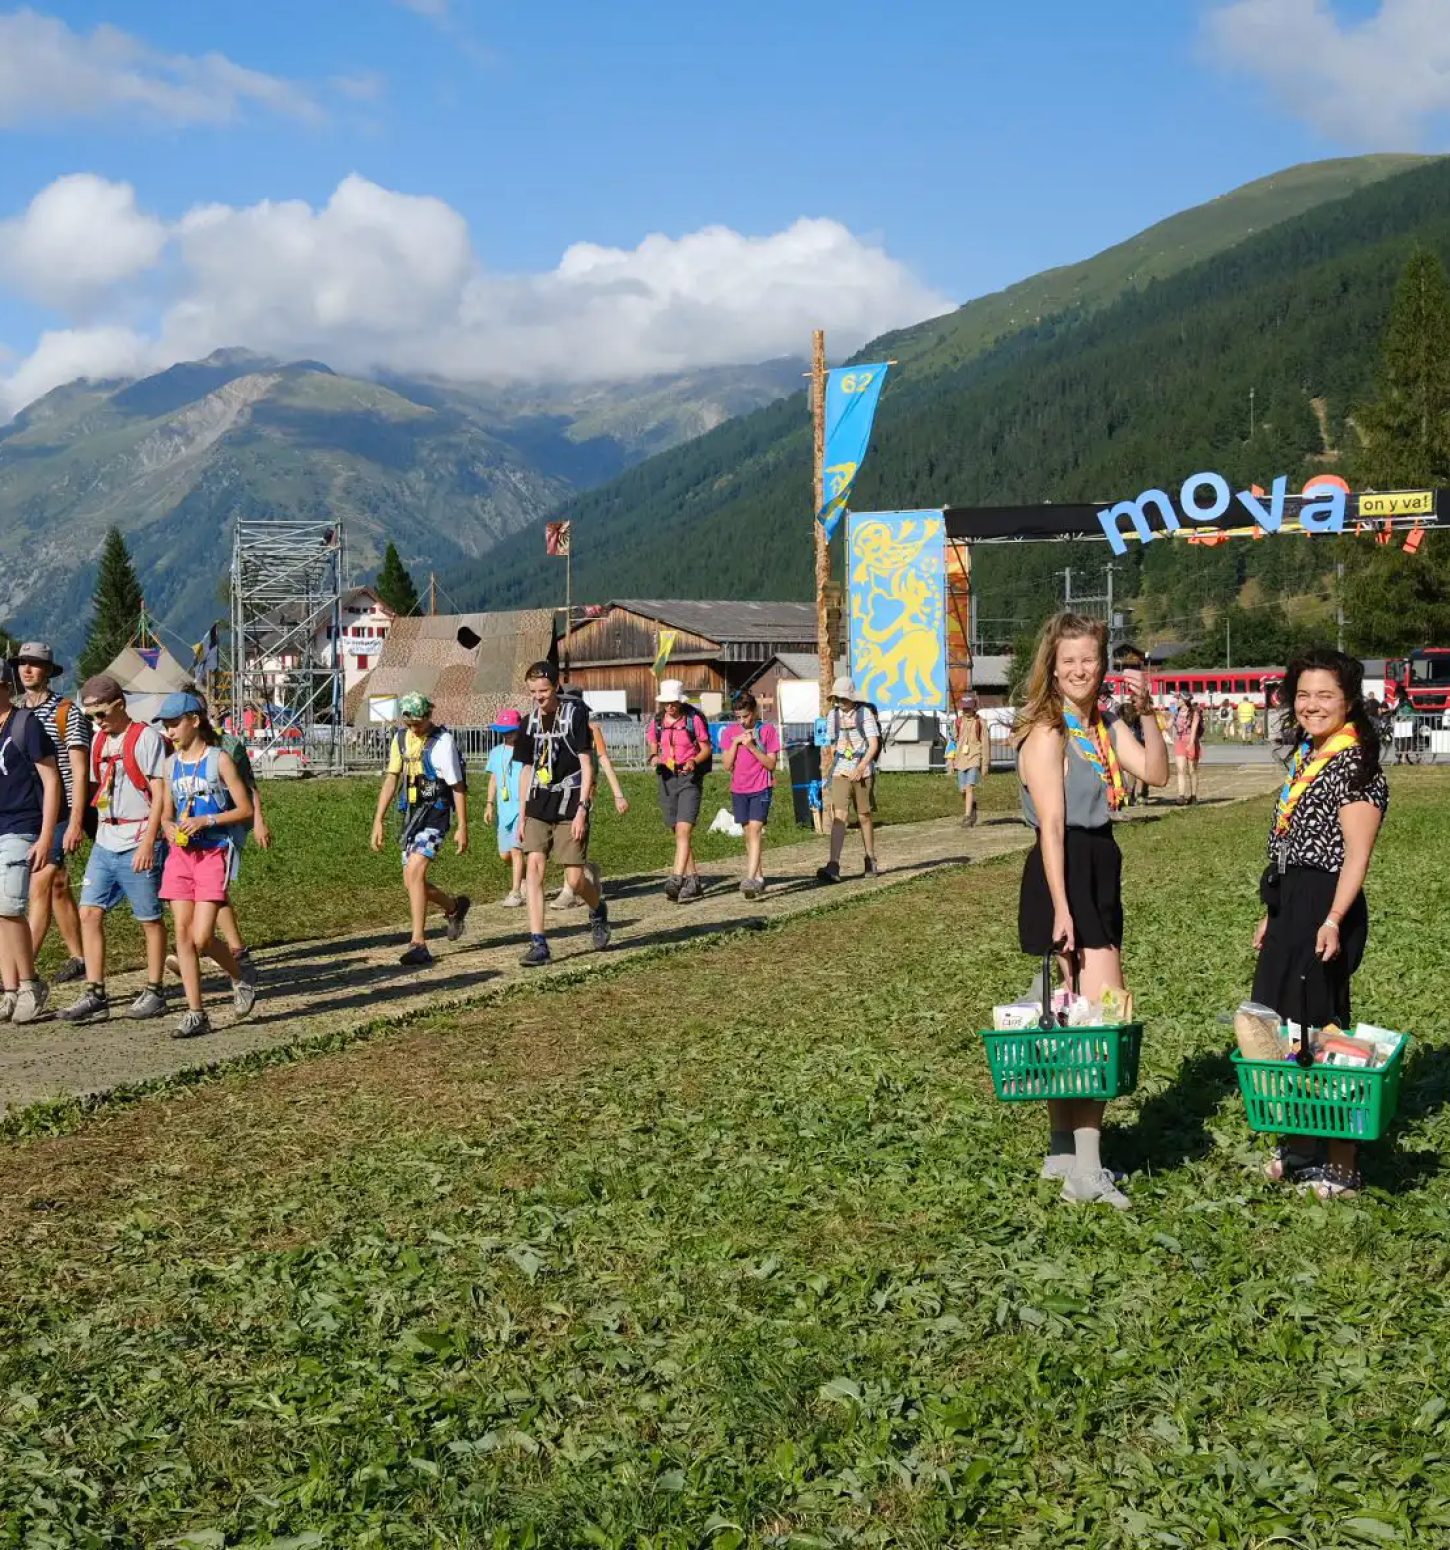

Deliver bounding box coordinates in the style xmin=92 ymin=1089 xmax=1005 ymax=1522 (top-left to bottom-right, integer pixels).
xmin=830 ymin=675 xmax=859 ymax=702
xmin=80 ymin=673 xmax=125 ymax=710
xmin=490 ymin=707 xmax=522 ymax=732
xmin=153 ymin=691 xmax=206 ymax=721
xmin=656 ymin=678 xmax=690 ymax=704
xmin=16 ymin=642 xmax=62 ymax=674
xmin=398 ymin=691 xmax=433 ymax=719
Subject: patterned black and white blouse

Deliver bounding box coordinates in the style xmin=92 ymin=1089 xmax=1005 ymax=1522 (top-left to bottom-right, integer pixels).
xmin=1266 ymin=748 xmax=1389 ymax=873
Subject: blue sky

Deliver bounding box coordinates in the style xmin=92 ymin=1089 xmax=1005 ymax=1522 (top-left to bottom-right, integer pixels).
xmin=0 ymin=0 xmax=1445 ymax=411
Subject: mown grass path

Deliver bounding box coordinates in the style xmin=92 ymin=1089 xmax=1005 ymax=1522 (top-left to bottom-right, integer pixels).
xmin=2 ymin=769 xmax=1446 ymax=1547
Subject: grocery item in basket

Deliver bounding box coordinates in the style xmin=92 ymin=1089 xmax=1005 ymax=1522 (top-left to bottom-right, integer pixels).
xmin=993 ymin=1000 xmax=1043 ymax=1031
xmin=1320 ymin=1033 xmax=1377 ymax=1068
xmin=1234 ymin=1001 xmax=1285 ymax=1062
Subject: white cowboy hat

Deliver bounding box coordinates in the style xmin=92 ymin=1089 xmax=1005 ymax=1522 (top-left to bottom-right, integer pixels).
xmin=830 ymin=675 xmax=859 ymax=701
xmin=656 ymin=678 xmax=690 ymax=703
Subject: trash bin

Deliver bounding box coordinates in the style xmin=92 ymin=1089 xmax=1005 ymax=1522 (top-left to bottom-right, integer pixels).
xmin=786 ymin=741 xmax=819 ymax=828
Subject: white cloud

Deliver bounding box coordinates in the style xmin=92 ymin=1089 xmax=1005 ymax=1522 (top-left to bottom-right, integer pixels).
xmin=331 ymin=70 xmax=387 ymax=102
xmin=0 ymin=173 xmax=951 ymax=415
xmin=0 ymin=174 xmax=166 ymax=311
xmin=1203 ymin=0 xmax=1450 ymax=145
xmin=0 ymin=8 xmax=321 ymax=128
xmin=394 ymin=0 xmax=450 ymax=15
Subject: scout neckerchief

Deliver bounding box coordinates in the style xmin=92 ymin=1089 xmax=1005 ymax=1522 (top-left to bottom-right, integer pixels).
xmin=1062 ymin=708 xmax=1125 ymax=812
xmin=1273 ymin=725 xmax=1358 ymax=860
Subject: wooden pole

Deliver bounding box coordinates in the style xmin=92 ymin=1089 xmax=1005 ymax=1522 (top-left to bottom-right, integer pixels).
xmin=428 ymin=572 xmax=437 ymax=617
xmin=564 ymin=542 xmax=573 ymax=678
xmin=812 ymin=329 xmax=831 ymax=708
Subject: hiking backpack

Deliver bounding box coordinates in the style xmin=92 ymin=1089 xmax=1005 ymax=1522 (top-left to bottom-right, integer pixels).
xmin=650 ymin=706 xmax=713 ymax=776
xmin=90 ymin=721 xmax=152 ymax=806
xmin=393 ymin=725 xmax=466 ymax=817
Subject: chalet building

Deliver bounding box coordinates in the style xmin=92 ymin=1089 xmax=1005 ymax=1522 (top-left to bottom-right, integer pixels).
xmin=562 ymin=599 xmax=817 ymax=715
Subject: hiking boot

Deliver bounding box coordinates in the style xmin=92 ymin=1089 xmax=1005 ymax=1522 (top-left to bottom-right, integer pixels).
xmin=172 ymin=1009 xmax=212 ymax=1041
xmin=1060 ymin=1167 xmax=1132 ymax=1210
xmin=59 ymin=987 xmax=109 ymax=1023
xmin=663 ymin=874 xmax=684 ymax=901
xmin=445 ymin=895 xmax=472 ymax=942
xmin=864 ymin=855 xmax=880 ymax=878
xmin=590 ymin=905 xmax=611 ymax=952
xmin=519 ymin=939 xmax=551 ymax=968
xmin=501 ymin=889 xmax=525 ymax=907
xmin=235 ymin=949 xmax=259 ymax=988
xmin=399 ymin=943 xmax=434 ymax=968
xmin=816 ymin=862 xmax=841 ymax=885
xmin=0 ymin=990 xmax=15 ymax=1023
xmin=129 ymin=987 xmax=166 ymax=1019
xmin=12 ymin=982 xmax=49 ymax=1025
xmin=54 ymin=956 xmax=86 ymax=984
xmin=678 ymin=874 xmax=704 ymax=902
xmin=232 ymin=977 xmax=258 ymax=1021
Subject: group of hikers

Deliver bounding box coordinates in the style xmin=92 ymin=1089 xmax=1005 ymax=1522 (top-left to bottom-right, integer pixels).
xmin=0 ymin=644 xmax=264 ymax=1038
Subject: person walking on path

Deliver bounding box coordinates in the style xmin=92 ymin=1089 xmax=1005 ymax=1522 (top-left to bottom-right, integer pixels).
xmin=816 ymin=676 xmax=882 ymax=884
xmin=515 ymin=660 xmax=610 ymax=966
xmin=155 ymin=693 xmax=258 ymax=1039
xmin=370 ymin=692 xmax=470 ymax=968
xmin=16 ymin=643 xmax=88 ymax=983
xmin=549 ymin=687 xmax=625 ymax=910
xmin=1016 ymin=613 xmax=1168 ymax=1210
xmin=0 ymin=660 xmax=62 ymax=1025
xmin=950 ymin=692 xmax=990 ymax=827
xmin=720 ymin=690 xmax=779 ymax=896
xmin=1236 ymin=696 xmax=1258 ymax=743
xmin=1172 ymin=690 xmax=1204 ymax=805
xmin=484 ymin=708 xmax=526 ymax=907
xmin=647 ymin=679 xmax=712 ymax=902
xmin=59 ymin=675 xmax=169 ymax=1024
xmin=1251 ymin=648 xmax=1388 ymax=1200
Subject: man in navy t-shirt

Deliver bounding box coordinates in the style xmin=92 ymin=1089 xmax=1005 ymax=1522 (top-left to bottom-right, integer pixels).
xmin=0 ymin=659 xmax=62 ymax=1023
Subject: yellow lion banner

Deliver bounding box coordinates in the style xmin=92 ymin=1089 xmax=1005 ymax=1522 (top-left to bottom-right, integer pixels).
xmin=847 ymin=510 xmax=948 ymax=713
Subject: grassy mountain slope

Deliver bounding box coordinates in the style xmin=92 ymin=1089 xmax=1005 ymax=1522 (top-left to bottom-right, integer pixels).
xmin=0 ymin=353 xmax=799 ymax=653
xmin=449 ymin=155 xmax=1448 ymax=657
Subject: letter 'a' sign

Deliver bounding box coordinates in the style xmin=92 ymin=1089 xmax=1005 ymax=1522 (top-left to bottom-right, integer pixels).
xmin=1097 ymin=471 xmax=1350 ymax=554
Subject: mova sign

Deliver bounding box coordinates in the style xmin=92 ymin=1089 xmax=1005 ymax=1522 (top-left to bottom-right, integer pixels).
xmin=1098 ymin=472 xmax=1347 ymax=556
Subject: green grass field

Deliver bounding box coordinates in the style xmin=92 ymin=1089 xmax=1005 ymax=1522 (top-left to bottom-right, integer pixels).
xmin=40 ymin=768 xmax=979 ymax=976
xmin=5 ymin=771 xmax=1449 ymax=1546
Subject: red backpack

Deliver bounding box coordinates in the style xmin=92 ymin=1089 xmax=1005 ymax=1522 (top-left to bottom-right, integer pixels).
xmin=90 ymin=722 xmax=152 ymax=810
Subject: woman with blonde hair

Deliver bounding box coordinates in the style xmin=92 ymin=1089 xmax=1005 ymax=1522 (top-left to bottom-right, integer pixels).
xmin=1016 ymin=612 xmax=1169 ymax=1208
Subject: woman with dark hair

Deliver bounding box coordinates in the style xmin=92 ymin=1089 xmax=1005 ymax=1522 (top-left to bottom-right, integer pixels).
xmin=1016 ymin=612 xmax=1169 ymax=1209
xmin=1252 ymin=646 xmax=1388 ymax=1199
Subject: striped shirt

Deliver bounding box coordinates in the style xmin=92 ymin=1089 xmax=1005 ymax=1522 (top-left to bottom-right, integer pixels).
xmin=28 ymin=692 xmax=89 ymax=813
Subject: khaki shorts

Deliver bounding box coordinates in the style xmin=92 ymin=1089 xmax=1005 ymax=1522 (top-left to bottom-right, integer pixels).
xmin=829 ymin=772 xmax=876 ymax=820
xmin=520 ymin=814 xmax=590 ymax=867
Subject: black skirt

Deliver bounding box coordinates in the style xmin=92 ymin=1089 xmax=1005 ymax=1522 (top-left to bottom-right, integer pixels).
xmin=1251 ymin=865 xmax=1367 ymax=1027
xmin=1019 ymin=824 xmax=1123 ymax=955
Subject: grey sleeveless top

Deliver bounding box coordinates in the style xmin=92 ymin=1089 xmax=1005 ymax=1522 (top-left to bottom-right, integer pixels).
xmin=1019 ymin=717 xmax=1115 ymax=830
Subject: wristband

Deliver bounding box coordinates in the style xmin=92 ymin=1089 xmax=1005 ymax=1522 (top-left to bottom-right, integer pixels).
xmin=1323 ymin=916 xmax=1341 ymax=931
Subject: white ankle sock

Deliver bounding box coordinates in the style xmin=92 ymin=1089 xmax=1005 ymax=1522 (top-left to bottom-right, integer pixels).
xmin=1073 ymin=1126 xmax=1103 ymax=1175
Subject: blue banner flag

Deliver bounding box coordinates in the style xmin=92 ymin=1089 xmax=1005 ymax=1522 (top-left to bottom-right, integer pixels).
xmin=847 ymin=510 xmax=947 ymax=713
xmin=819 ymin=363 xmax=889 ymax=541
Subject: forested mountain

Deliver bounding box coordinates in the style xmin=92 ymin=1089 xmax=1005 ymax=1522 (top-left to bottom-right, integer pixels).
xmin=450 ymin=154 xmax=1450 ymax=659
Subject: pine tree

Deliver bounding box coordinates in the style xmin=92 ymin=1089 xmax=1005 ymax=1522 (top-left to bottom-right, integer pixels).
xmin=1346 ymin=248 xmax=1450 ymax=652
xmin=375 ymin=542 xmax=420 ymax=616
xmin=77 ymin=528 xmax=144 ymax=682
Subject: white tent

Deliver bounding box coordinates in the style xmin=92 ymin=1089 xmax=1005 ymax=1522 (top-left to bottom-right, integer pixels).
xmin=101 ymin=643 xmax=193 ymax=726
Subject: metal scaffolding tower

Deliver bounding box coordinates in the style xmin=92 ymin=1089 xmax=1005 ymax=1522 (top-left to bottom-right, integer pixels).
xmin=229 ymin=520 xmax=347 ymax=775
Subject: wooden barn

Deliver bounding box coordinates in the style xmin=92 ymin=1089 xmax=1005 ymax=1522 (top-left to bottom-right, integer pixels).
xmin=562 ymin=599 xmax=817 ymax=715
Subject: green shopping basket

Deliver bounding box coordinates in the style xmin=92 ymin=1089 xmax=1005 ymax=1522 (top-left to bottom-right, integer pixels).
xmin=982 ymin=1021 xmax=1144 ymax=1102
xmin=1231 ymin=1035 xmax=1408 ymax=1141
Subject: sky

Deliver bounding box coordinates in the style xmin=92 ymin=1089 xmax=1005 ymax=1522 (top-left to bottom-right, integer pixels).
xmin=0 ymin=0 xmax=1447 ymax=415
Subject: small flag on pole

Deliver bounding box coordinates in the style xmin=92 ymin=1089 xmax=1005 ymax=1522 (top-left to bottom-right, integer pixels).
xmin=652 ymin=629 xmax=678 ymax=679
xmin=545 ymin=521 xmax=572 ymax=557
xmin=192 ymin=622 xmax=220 ymax=684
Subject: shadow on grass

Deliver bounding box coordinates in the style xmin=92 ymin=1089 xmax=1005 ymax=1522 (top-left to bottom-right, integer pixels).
xmin=1111 ymin=1050 xmax=1239 ymax=1175
xmin=1360 ymin=1043 xmax=1450 ymax=1193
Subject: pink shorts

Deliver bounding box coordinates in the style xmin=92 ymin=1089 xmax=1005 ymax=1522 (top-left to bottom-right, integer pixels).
xmin=160 ymin=844 xmax=231 ymax=904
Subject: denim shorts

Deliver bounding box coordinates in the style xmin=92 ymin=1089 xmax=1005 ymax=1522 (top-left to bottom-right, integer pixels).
xmin=731 ymin=789 xmax=773 ymax=826
xmin=0 ymin=832 xmax=36 ymax=918
xmin=80 ymin=844 xmax=165 ymax=922
xmin=957 ymin=768 xmax=981 ymax=790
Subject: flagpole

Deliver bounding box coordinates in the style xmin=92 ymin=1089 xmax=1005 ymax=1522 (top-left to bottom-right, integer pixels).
xmin=564 ymin=541 xmax=573 ymax=679
xmin=812 ymin=329 xmax=830 ymax=708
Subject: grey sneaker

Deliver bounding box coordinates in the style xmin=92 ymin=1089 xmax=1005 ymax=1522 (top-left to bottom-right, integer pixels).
xmin=12 ymin=981 xmax=49 ymax=1024
xmin=59 ymin=987 xmax=109 ymax=1023
xmin=519 ymin=939 xmax=551 ymax=968
xmin=445 ymin=895 xmax=472 ymax=942
xmin=1061 ymin=1166 xmax=1132 ymax=1210
xmin=130 ymin=987 xmax=167 ymax=1019
xmin=589 ymin=905 xmax=611 ymax=952
xmin=663 ymin=874 xmax=683 ymax=901
xmin=500 ymin=889 xmax=525 ymax=908
xmin=0 ymin=990 xmax=15 ymax=1023
xmin=235 ymin=950 xmax=259 ymax=988
xmin=1041 ymin=1156 xmax=1126 ymax=1183
xmin=232 ymin=978 xmax=258 ymax=1021
xmin=172 ymin=1009 xmax=212 ymax=1041
xmin=863 ymin=855 xmax=881 ymax=878
xmin=550 ymin=885 xmax=580 ymax=910
xmin=816 ymin=862 xmax=841 ymax=885
xmin=678 ymin=874 xmax=705 ymax=902
xmin=54 ymin=956 xmax=86 ymax=984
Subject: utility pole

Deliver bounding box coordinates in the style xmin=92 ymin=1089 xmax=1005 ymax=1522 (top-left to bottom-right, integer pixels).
xmin=811 ymin=329 xmax=832 ymax=705
xmin=1061 ymin=566 xmax=1073 ymax=610
xmin=427 ymin=572 xmax=437 ymax=617
xmin=1249 ymin=387 xmax=1256 ymax=439
xmin=1226 ymin=613 xmax=1232 ymax=670
xmin=1105 ymin=563 xmax=1117 ymax=660
xmin=1336 ymin=557 xmax=1346 ymax=652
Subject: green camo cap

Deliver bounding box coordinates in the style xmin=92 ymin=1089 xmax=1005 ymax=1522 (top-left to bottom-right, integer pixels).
xmin=398 ymin=692 xmax=432 ymax=718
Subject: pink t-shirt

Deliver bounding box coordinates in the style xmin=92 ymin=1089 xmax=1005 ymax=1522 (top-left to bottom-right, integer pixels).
xmin=721 ymin=721 xmax=780 ymax=794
